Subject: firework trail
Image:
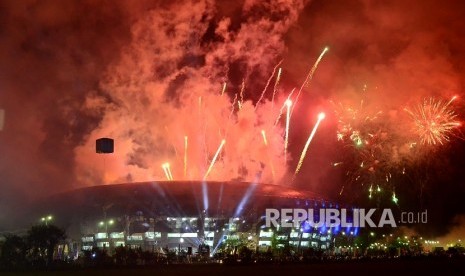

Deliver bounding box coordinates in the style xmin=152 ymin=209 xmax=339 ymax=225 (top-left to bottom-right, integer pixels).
xmin=184 ymin=136 xmax=188 ymax=178
xmin=261 ymin=129 xmax=268 ymax=146
xmin=238 ymin=79 xmax=245 ymax=110
xmin=162 ymin=164 xmax=168 ymax=180
xmin=404 ymin=96 xmax=461 ymax=145
xmin=284 ymin=99 xmax=292 ymax=163
xmin=255 ymin=60 xmax=283 ymax=110
xmin=203 ymin=139 xmax=226 ymax=180
xmin=294 ymin=113 xmax=325 ymax=176
xmin=162 ymin=163 xmax=172 ymax=181
xmin=292 ymin=47 xmax=329 ymax=115
xmin=166 ymin=163 xmax=174 ymax=180
xmin=221 ymin=82 xmax=227 ymax=96
xmin=274 ymin=88 xmax=295 ymax=126
xmin=271 ymin=67 xmax=282 ymax=109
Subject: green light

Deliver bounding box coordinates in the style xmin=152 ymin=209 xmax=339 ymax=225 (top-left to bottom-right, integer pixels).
xmin=392 ymin=192 xmax=399 ymax=204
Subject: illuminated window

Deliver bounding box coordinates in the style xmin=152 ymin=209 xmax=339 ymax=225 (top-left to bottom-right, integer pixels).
xmin=95 ymin=233 xmax=108 ymax=240
xmin=127 ymin=234 xmax=143 ymax=241
xmin=114 ymin=241 xmax=125 ymax=247
xmin=259 ymin=231 xmax=273 ymax=238
xmin=97 ymin=242 xmax=110 ymax=248
xmin=182 ymin=233 xmax=198 ymax=238
xmin=82 ymin=245 xmax=93 ymax=251
xmin=82 ymin=236 xmax=94 ymax=242
xmin=110 ymin=232 xmax=124 ymax=239
xmin=145 ymin=232 xmax=161 ymax=239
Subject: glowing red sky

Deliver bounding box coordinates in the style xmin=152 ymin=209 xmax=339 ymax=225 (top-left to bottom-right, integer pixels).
xmin=1 ymin=0 xmax=465 ymax=234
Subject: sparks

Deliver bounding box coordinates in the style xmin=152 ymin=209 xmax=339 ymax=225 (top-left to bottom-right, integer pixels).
xmin=405 ymin=96 xmax=461 ymax=145
xmin=333 ymin=100 xmax=382 ymax=147
xmin=271 ymin=67 xmax=282 ymax=109
xmin=294 ymin=112 xmax=325 ymax=176
xmin=256 ymin=60 xmax=283 ymax=110
xmin=392 ymin=192 xmax=399 ymax=204
xmin=203 ymin=139 xmax=226 ymax=180
xmin=284 ymin=99 xmax=292 ymax=163
xmin=293 ymin=46 xmax=329 ymax=115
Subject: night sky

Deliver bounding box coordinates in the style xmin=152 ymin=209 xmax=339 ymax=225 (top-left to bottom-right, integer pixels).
xmin=1 ymin=0 xmax=465 ymax=238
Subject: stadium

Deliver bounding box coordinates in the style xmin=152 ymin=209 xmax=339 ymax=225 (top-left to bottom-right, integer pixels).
xmin=30 ymin=181 xmax=359 ymax=258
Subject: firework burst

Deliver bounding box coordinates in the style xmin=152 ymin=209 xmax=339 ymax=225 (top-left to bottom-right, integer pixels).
xmin=333 ymin=100 xmax=382 ymax=147
xmin=405 ymin=96 xmax=461 ymax=146
xmin=332 ymin=97 xmax=409 ymax=200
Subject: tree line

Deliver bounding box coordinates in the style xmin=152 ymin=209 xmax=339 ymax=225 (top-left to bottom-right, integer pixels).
xmin=0 ymin=224 xmax=66 ymax=270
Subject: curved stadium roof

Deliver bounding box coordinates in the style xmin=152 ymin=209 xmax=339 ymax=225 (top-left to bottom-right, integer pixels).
xmin=24 ymin=181 xmax=339 ymax=236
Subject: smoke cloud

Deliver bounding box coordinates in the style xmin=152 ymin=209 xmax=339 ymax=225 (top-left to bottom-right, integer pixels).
xmin=74 ymin=0 xmax=306 ymax=185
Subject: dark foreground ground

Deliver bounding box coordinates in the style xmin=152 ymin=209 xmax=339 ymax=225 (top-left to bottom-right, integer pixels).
xmin=1 ymin=259 xmax=464 ymax=276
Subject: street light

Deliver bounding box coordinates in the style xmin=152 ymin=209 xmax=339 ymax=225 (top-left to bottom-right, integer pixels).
xmin=40 ymin=215 xmax=53 ymax=225
xmin=98 ymin=219 xmax=116 ymax=236
xmin=98 ymin=219 xmax=115 ymax=229
xmin=98 ymin=219 xmax=115 ymax=250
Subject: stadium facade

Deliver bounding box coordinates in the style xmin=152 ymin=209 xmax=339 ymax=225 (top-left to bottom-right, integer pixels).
xmin=32 ymin=181 xmax=359 ymax=258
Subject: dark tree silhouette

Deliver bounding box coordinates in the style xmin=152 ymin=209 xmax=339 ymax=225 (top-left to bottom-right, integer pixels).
xmin=26 ymin=224 xmax=66 ymax=266
xmin=0 ymin=234 xmax=27 ymax=269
